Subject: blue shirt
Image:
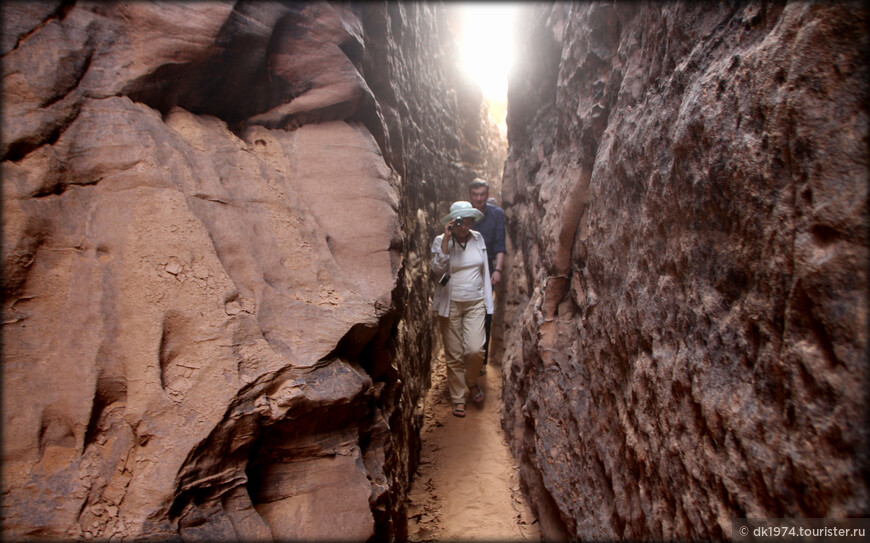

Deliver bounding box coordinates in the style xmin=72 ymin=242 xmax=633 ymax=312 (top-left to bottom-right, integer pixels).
xmin=471 ymin=203 xmax=506 ymax=259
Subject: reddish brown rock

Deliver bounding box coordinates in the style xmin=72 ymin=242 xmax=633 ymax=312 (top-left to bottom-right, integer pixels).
xmin=501 ymin=2 xmax=868 ymax=540
xmin=1 ymin=2 xmax=501 ymax=540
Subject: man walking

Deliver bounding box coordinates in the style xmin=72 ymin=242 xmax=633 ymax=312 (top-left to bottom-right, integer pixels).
xmin=468 ymin=178 xmax=506 ymax=372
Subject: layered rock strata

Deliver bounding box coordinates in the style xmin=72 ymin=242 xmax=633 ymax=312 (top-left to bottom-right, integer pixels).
xmin=501 ymin=2 xmax=868 ymax=540
xmin=1 ymin=2 xmax=499 ymax=539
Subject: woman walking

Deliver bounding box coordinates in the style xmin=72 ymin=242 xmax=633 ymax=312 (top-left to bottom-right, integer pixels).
xmin=431 ymin=201 xmax=493 ymax=417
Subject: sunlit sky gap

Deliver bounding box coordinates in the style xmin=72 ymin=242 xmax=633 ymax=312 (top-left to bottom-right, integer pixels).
xmin=457 ymin=3 xmax=518 ymax=106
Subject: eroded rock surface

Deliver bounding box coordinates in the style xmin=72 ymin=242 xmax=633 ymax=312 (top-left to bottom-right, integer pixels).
xmin=501 ymin=2 xmax=868 ymax=540
xmin=1 ymin=2 xmax=499 ymax=539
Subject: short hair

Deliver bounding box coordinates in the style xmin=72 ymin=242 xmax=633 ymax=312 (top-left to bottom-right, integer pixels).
xmin=469 ymin=178 xmax=489 ymax=191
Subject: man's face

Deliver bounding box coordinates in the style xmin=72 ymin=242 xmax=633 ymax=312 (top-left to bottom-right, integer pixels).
xmin=469 ymin=186 xmax=488 ymax=212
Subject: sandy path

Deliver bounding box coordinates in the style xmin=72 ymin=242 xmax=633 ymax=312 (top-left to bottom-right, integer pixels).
xmin=407 ymin=356 xmax=540 ymax=541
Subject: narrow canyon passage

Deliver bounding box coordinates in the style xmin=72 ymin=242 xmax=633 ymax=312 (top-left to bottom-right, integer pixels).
xmin=407 ymin=355 xmax=539 ymax=541
xmin=2 ymin=2 xmax=866 ymax=540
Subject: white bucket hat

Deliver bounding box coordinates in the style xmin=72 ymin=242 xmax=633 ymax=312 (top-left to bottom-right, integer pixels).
xmin=440 ymin=201 xmax=484 ymax=225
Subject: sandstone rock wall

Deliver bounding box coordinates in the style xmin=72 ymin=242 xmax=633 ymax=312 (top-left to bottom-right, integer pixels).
xmin=1 ymin=2 xmax=499 ymax=539
xmin=501 ymin=2 xmax=868 ymax=540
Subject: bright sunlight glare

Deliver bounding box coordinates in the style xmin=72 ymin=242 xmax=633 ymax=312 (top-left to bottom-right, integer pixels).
xmin=458 ymin=3 xmax=517 ymax=104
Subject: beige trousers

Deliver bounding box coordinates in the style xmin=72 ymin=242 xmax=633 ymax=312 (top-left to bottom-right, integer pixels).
xmin=438 ymin=299 xmax=486 ymax=404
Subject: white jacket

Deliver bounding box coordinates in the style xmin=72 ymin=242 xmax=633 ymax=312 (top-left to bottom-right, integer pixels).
xmin=431 ymin=229 xmax=493 ymax=317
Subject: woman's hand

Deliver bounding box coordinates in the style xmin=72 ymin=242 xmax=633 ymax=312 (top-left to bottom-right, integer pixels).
xmin=441 ymin=222 xmax=453 ymax=253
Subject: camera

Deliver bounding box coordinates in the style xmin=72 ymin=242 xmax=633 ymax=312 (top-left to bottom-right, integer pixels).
xmin=439 ymin=272 xmax=450 ymax=285
xmin=448 ymin=218 xmax=463 ymax=231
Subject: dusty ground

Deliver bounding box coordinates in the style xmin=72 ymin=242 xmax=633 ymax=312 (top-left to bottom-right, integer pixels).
xmin=407 ymin=356 xmax=540 ymax=541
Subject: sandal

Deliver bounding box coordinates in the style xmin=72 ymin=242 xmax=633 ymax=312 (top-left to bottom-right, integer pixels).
xmin=471 ymin=385 xmax=484 ymax=404
xmin=453 ymin=403 xmax=466 ymax=418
